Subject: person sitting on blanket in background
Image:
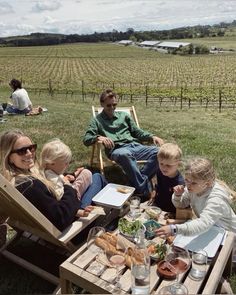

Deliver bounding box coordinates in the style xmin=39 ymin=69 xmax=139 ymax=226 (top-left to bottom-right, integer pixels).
xmin=4 ymin=79 xmax=42 ymax=116
xmin=0 ymin=130 xmax=107 ymax=231
xmin=83 ymin=88 xmax=164 ymax=202
xmin=6 ymin=79 xmax=33 ymax=114
xmin=156 ymin=157 xmax=236 ymax=238
xmin=152 ymin=143 xmax=185 ymax=218
xmin=40 ymin=138 xmax=93 ymax=209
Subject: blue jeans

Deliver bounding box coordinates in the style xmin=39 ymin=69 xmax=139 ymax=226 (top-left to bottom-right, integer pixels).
xmin=110 ymin=143 xmax=158 ymax=196
xmin=6 ymin=105 xmax=30 ymax=114
xmin=80 ymin=173 xmax=107 ymax=209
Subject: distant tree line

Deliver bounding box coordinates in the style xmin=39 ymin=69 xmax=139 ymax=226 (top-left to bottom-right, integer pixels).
xmin=0 ymin=20 xmax=235 ymax=47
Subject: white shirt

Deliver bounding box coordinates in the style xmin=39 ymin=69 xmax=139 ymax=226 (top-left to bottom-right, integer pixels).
xmin=11 ymin=88 xmax=32 ymax=110
xmin=45 ymin=169 xmax=65 ymax=200
xmin=172 ymin=181 xmax=236 ymax=235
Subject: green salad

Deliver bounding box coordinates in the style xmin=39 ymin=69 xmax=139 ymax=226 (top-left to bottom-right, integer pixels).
xmin=118 ymin=218 xmax=143 ymax=236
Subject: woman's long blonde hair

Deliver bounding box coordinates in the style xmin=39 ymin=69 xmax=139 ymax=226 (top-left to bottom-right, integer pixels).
xmin=0 ymin=129 xmax=57 ymax=196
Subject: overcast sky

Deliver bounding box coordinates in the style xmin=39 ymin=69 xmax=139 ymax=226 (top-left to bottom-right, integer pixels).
xmin=0 ymin=0 xmax=235 ymax=37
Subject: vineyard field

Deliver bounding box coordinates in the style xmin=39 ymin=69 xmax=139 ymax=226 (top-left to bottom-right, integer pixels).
xmin=0 ymin=40 xmax=236 ymax=103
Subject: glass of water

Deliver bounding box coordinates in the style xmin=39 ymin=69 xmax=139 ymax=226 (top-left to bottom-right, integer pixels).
xmin=128 ymin=196 xmax=141 ymax=220
xmin=189 ymin=249 xmax=208 ymax=280
xmin=131 ymin=247 xmax=150 ymax=295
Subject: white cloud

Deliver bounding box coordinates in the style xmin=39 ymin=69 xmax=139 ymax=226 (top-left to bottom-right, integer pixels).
xmin=0 ymin=2 xmax=14 ymax=15
xmin=32 ymin=0 xmax=62 ymax=13
xmin=0 ymin=0 xmax=235 ymax=37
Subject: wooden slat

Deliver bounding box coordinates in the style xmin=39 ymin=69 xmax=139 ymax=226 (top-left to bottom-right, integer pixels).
xmin=202 ymin=231 xmax=234 ymax=294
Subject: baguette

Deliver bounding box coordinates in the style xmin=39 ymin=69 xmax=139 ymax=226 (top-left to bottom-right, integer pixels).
xmin=95 ymin=237 xmax=142 ymax=268
xmin=99 ymin=232 xmax=117 ymax=247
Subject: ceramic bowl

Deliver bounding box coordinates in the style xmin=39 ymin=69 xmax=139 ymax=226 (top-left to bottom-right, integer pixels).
xmin=145 ymin=206 xmax=162 ymax=220
xmin=143 ymin=219 xmax=161 ymax=239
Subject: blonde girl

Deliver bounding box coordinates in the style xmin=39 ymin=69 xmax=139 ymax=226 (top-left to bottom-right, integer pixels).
xmin=40 ymin=138 xmax=92 ymax=201
xmin=156 ymin=157 xmax=236 ymax=237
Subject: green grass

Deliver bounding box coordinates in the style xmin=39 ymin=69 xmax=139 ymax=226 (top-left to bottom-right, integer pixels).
xmin=0 ymin=91 xmax=236 ymax=293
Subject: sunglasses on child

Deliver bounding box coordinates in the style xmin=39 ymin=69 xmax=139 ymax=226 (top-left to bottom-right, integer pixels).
xmin=11 ymin=144 xmax=37 ymax=156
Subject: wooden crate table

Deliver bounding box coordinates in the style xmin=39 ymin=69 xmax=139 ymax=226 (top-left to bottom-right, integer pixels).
xmin=60 ymin=215 xmax=235 ymax=294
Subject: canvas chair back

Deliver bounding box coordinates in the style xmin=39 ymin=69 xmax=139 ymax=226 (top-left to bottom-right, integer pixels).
xmin=0 ymin=173 xmax=98 ymax=252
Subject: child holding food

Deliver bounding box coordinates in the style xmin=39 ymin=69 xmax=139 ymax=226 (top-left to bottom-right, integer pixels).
xmin=156 ymin=157 xmax=236 ymax=237
xmin=153 ymin=143 xmax=185 ymax=215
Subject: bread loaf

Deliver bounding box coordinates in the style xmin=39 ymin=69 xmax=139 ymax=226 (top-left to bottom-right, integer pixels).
xmin=95 ymin=233 xmax=143 ymax=268
xmin=99 ymin=232 xmax=117 ymax=247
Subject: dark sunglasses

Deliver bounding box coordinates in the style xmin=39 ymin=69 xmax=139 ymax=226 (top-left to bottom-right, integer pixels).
xmin=11 ymin=144 xmax=37 ymax=156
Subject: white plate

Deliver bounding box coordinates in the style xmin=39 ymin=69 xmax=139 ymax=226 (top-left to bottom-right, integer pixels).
xmin=92 ymin=183 xmax=135 ymax=209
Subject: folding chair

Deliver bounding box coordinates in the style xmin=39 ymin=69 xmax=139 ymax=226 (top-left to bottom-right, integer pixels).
xmin=90 ymin=105 xmax=147 ymax=175
xmin=0 ymin=173 xmax=99 ymax=285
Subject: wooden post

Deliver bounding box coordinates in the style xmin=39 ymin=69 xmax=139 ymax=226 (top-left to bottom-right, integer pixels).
xmin=130 ymin=82 xmax=133 ymax=103
xmin=82 ymin=80 xmax=85 ymax=101
xmin=180 ymin=87 xmax=183 ymax=110
xmin=219 ymin=89 xmax=222 ymax=113
xmin=145 ymin=85 xmax=148 ymax=106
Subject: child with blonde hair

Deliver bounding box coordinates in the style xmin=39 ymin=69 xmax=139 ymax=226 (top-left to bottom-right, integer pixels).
xmin=40 ymin=139 xmax=92 ymax=201
xmin=153 ymin=143 xmax=184 ymax=215
xmin=156 ymin=157 xmax=236 ymax=237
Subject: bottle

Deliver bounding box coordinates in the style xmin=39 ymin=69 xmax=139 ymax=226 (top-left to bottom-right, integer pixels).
xmin=131 ymin=229 xmax=150 ymax=295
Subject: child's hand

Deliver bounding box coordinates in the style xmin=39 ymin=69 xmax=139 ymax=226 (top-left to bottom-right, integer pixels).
xmin=64 ymin=175 xmax=75 ymax=183
xmin=155 ymin=225 xmax=172 ymax=238
xmin=173 ymin=185 xmax=184 ymax=196
xmin=84 ymin=205 xmax=94 ymax=213
xmin=74 ymin=167 xmax=84 ymax=177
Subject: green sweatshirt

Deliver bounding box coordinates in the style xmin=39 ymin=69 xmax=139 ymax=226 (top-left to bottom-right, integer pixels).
xmin=83 ymin=110 xmax=153 ymax=156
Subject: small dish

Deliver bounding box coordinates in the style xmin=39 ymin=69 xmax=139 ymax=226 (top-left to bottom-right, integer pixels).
xmin=143 ymin=219 xmax=161 ymax=239
xmin=145 ymin=206 xmax=162 ymax=220
xmin=157 ymin=260 xmax=177 ymax=280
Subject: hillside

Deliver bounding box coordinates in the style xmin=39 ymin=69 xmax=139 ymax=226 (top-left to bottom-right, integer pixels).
xmin=0 ymin=21 xmax=235 ymax=47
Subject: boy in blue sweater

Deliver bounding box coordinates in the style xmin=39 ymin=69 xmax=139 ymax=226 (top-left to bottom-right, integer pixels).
xmin=153 ymin=143 xmax=185 ymax=216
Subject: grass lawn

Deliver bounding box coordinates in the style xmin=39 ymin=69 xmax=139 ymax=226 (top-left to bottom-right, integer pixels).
xmin=0 ymin=92 xmax=235 ymax=293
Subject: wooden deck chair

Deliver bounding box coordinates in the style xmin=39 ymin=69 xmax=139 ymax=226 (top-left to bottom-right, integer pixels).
xmin=90 ymin=105 xmax=147 ymax=175
xmin=0 ymin=173 xmax=99 ymax=285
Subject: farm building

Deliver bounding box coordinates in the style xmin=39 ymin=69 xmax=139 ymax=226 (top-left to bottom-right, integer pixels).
xmin=118 ymin=40 xmax=133 ymax=45
xmin=157 ymin=41 xmax=191 ymax=51
xmin=139 ymin=40 xmax=161 ymax=48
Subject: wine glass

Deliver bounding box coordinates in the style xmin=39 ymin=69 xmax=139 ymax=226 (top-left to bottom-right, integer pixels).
xmin=164 ymin=245 xmax=190 ymax=293
xmin=87 ymin=226 xmax=105 ymax=272
xmin=105 ymin=249 xmax=126 ymax=290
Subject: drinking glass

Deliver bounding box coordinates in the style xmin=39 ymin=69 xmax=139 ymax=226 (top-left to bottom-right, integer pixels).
xmin=128 ymin=196 xmax=141 ymax=220
xmin=87 ymin=226 xmax=105 ymax=272
xmin=165 ymin=245 xmax=191 ymax=281
xmin=158 ymin=282 xmax=188 ymax=295
xmin=164 ymin=245 xmax=190 ymax=294
xmin=189 ymin=249 xmax=208 ymax=280
xmin=105 ymin=249 xmax=126 ymax=290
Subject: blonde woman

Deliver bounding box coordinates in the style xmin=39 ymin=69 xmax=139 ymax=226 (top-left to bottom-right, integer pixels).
xmin=0 ymin=130 xmax=106 ymax=231
xmin=156 ymin=157 xmax=236 ymax=237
